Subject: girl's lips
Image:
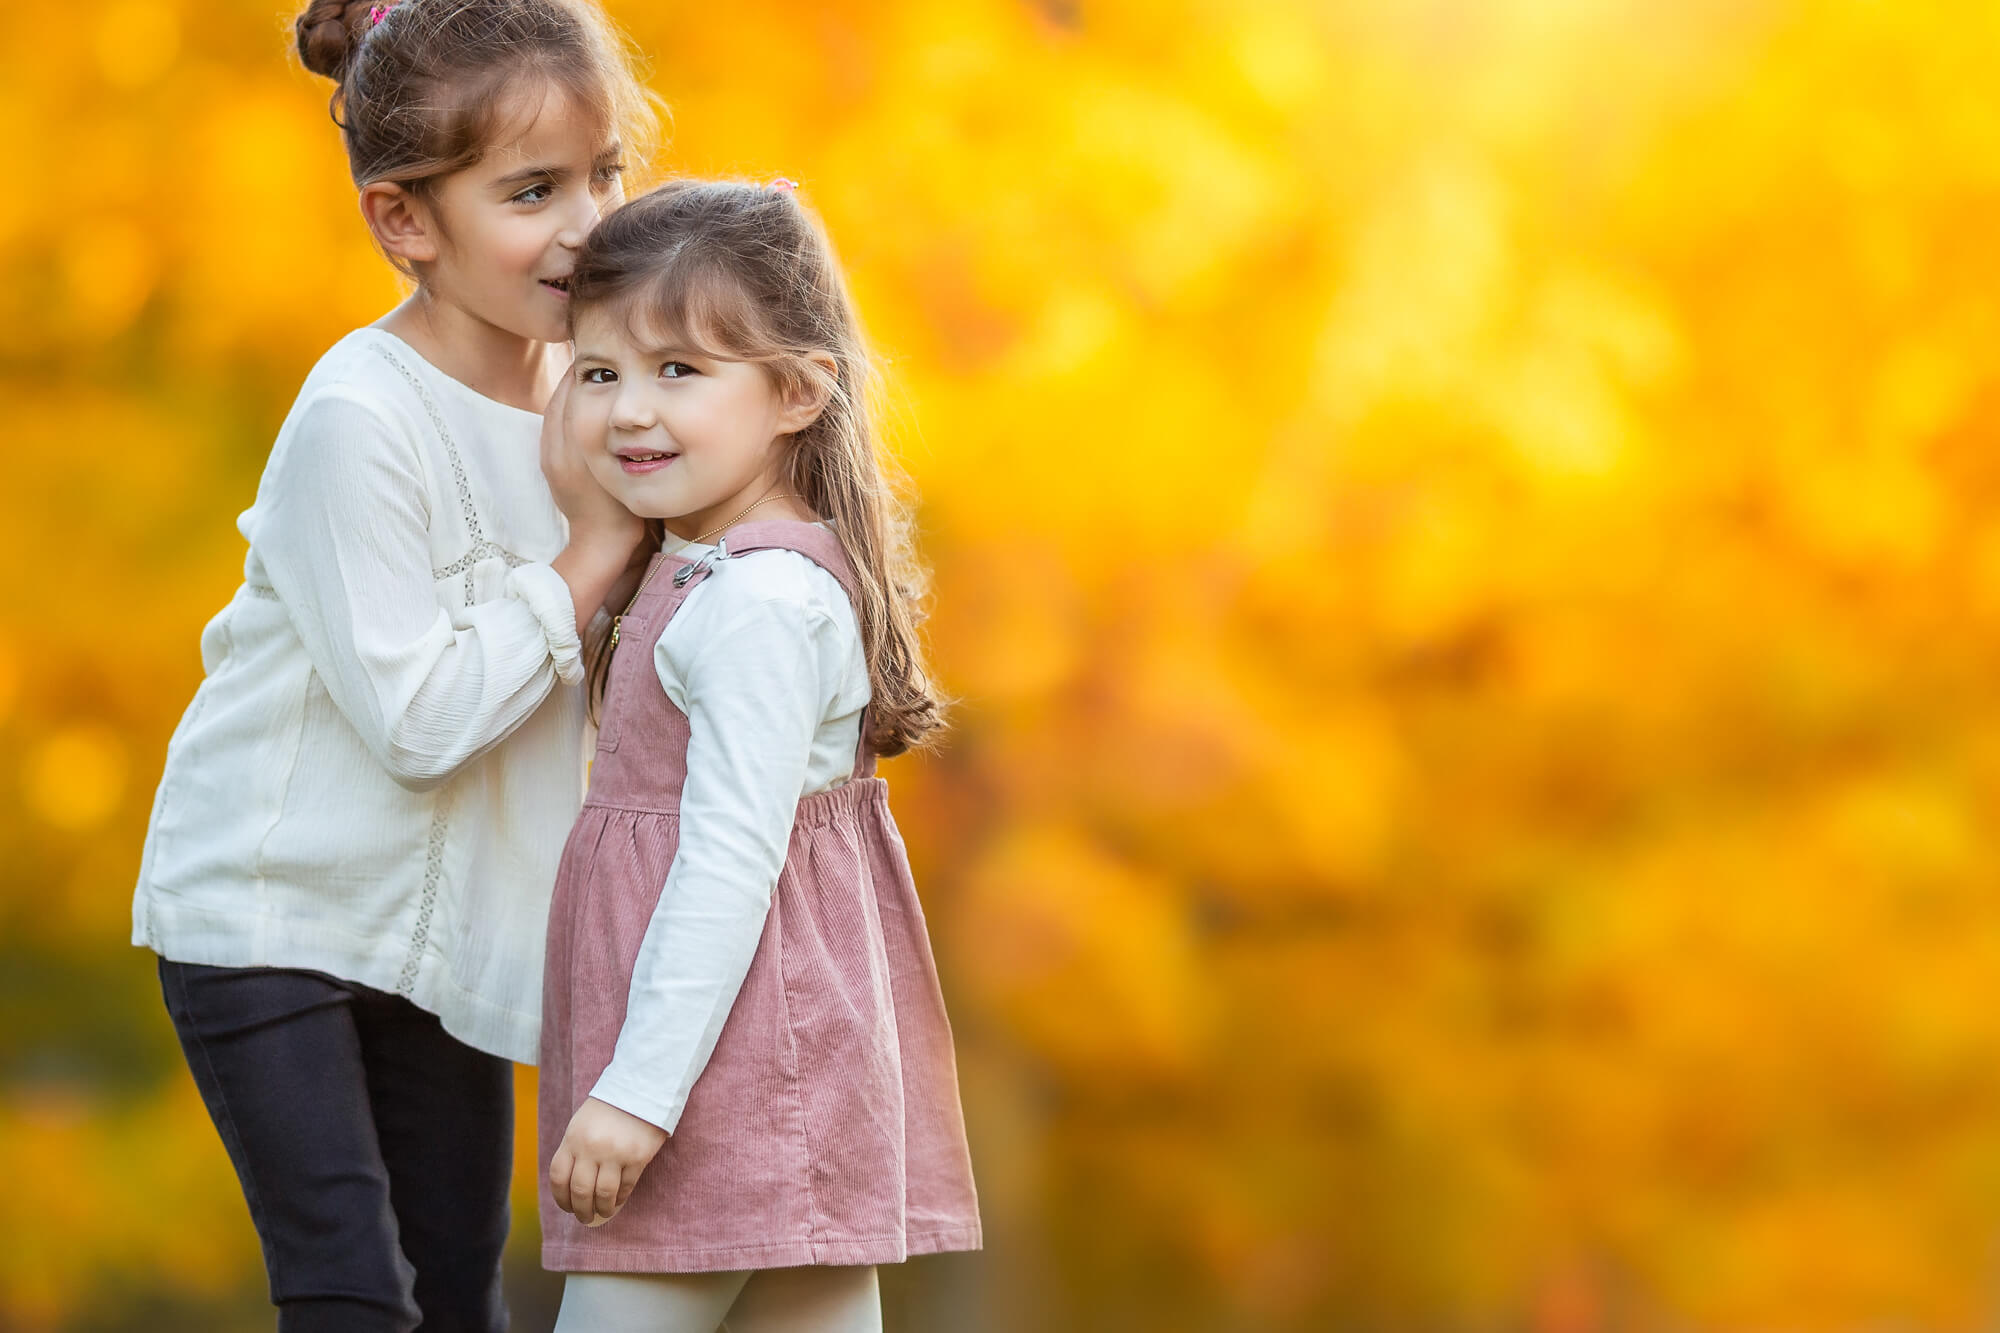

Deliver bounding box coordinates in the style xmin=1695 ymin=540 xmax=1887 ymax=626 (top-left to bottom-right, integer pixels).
xmin=539 ymin=279 xmax=570 ymax=298
xmin=618 ymin=453 xmax=677 ymax=474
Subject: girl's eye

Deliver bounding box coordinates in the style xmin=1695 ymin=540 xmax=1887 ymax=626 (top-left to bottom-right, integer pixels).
xmin=593 ymin=162 xmax=626 ymax=189
xmin=579 ymin=367 xmax=617 ymax=385
xmin=512 ymin=182 xmax=554 ymax=205
xmin=661 ymin=362 xmax=696 ymax=379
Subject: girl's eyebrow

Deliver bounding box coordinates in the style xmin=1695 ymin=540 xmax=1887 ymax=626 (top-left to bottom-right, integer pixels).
xmin=622 ymin=329 xmax=703 ymax=359
xmin=491 ymin=147 xmax=622 ymax=192
xmin=490 ymin=163 xmax=570 ymax=190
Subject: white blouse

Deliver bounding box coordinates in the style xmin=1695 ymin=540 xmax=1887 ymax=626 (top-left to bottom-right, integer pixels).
xmin=132 ymin=327 xmax=590 ymax=1064
xmin=586 ymin=535 xmax=870 ymax=1133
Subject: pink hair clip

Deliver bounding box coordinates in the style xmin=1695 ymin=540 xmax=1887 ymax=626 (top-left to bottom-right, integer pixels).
xmin=766 ymin=177 xmax=799 ymax=194
xmin=368 ymin=5 xmax=388 ymax=24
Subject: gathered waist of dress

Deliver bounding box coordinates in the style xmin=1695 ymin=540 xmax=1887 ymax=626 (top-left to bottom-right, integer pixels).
xmin=581 ymin=773 xmax=892 ymax=830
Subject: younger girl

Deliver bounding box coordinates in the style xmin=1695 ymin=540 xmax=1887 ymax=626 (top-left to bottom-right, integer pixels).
xmin=132 ymin=0 xmax=653 ymax=1327
xmin=538 ymin=180 xmax=981 ymax=1331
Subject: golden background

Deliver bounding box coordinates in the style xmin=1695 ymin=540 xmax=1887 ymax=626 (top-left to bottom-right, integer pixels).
xmin=6 ymin=0 xmax=2000 ymax=1327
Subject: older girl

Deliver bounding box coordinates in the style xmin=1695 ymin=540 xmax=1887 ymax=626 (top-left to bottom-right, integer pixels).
xmin=132 ymin=1 xmax=653 ymax=1327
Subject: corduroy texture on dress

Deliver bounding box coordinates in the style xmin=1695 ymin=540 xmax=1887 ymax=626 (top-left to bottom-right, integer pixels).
xmin=540 ymin=519 xmax=981 ymax=1273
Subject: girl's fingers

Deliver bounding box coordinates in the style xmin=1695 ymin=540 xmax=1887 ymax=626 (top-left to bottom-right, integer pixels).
xmin=548 ymin=1146 xmax=576 ymax=1216
xmin=567 ymin=1158 xmax=602 ymax=1225
xmin=593 ymin=1163 xmax=621 ymax=1220
xmin=539 ymin=376 xmax=576 ymax=481
xmin=592 ymin=1160 xmax=644 ymax=1225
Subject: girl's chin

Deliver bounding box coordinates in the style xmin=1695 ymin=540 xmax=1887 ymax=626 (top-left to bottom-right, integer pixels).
xmin=602 ymin=481 xmax=682 ymax=521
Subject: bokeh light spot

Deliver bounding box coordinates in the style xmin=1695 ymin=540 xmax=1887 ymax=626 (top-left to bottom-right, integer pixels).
xmin=26 ymin=726 xmax=130 ymax=832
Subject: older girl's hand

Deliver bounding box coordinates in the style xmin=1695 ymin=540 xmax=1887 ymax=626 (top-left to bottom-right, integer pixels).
xmin=549 ymin=1096 xmax=668 ymax=1227
xmin=542 ymin=368 xmax=649 ymax=633
xmin=541 ymin=369 xmax=646 ymax=555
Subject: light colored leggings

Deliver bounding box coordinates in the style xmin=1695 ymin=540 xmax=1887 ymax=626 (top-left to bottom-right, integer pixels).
xmin=552 ymin=1266 xmax=881 ymax=1333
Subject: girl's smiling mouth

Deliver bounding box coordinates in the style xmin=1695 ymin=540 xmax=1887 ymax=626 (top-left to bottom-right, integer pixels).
xmin=616 ymin=449 xmax=678 ymax=474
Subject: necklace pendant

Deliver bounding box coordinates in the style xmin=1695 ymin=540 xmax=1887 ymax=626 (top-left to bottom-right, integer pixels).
xmin=609 ymin=615 xmax=623 ymax=648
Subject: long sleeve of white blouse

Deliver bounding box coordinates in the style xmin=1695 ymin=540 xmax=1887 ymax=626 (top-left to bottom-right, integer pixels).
xmin=252 ymin=390 xmax=584 ymax=792
xmin=587 ymin=578 xmax=854 ymax=1133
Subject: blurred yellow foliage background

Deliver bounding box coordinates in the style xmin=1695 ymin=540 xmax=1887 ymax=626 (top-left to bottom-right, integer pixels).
xmin=7 ymin=0 xmax=2000 ymax=1328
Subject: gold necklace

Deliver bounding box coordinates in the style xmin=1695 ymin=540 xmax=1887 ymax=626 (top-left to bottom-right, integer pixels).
xmin=607 ymin=492 xmax=805 ymax=649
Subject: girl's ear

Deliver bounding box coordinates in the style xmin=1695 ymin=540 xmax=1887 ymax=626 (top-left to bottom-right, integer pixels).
xmin=359 ymin=181 xmax=441 ymax=267
xmin=778 ymin=354 xmax=839 ymax=434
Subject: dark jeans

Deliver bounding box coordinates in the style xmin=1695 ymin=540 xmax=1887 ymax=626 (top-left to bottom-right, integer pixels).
xmin=159 ymin=959 xmax=514 ymax=1333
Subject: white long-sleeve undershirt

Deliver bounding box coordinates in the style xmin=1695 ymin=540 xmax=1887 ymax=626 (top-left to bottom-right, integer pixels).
xmin=587 ymin=537 xmax=870 ymax=1133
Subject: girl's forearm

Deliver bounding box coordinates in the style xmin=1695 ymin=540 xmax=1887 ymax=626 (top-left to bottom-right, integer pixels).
xmin=552 ymin=536 xmax=643 ymax=636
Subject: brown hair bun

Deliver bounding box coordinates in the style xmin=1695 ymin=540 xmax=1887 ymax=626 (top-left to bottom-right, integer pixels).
xmin=294 ymin=0 xmax=375 ymax=81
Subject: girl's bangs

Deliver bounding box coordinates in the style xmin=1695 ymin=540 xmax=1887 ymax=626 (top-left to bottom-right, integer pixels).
xmin=615 ymin=263 xmax=768 ymax=364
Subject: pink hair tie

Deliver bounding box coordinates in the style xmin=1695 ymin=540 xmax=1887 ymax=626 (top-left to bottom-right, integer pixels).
xmin=767 ymin=177 xmax=799 ymax=194
xmin=368 ymin=5 xmax=388 ymax=24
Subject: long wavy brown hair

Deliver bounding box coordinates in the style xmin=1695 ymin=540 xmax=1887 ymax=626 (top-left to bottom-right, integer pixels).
xmin=570 ymin=179 xmax=949 ymax=758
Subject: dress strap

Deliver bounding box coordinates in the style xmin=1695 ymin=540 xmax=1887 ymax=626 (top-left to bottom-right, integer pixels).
xmin=711 ymin=519 xmax=875 ymax=781
xmin=714 ymin=519 xmax=862 ymax=604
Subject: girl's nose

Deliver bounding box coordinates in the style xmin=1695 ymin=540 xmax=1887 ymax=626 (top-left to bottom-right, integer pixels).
xmin=608 ymin=384 xmax=658 ymax=432
xmin=556 ymin=189 xmax=608 ymax=251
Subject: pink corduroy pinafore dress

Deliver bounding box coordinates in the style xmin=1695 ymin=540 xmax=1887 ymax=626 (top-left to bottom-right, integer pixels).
xmin=539 ymin=518 xmax=981 ymax=1274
